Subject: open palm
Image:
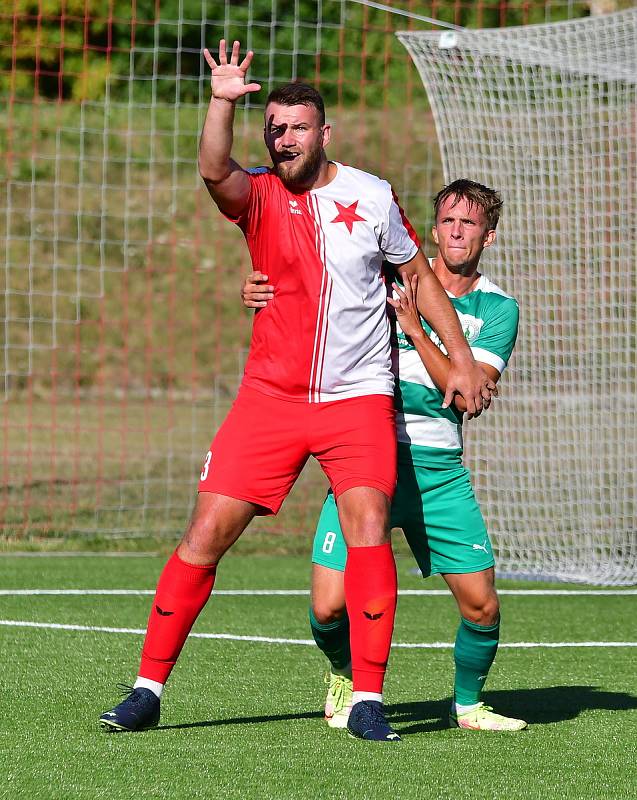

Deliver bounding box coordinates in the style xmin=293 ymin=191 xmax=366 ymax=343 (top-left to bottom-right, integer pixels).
xmin=204 ymin=39 xmax=261 ymax=102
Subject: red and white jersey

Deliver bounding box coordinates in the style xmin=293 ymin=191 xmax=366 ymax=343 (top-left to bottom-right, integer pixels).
xmin=227 ymin=162 xmax=420 ymax=403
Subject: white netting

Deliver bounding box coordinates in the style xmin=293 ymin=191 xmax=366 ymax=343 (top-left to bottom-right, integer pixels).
xmin=397 ymin=8 xmax=637 ymax=584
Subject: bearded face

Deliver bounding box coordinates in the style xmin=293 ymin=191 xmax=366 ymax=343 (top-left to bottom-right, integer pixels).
xmin=272 ymin=137 xmax=325 ymax=189
xmin=264 ymin=102 xmax=329 ymax=191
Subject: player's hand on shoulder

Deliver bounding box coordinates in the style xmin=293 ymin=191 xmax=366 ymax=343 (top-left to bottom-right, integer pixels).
xmin=204 ymin=39 xmax=261 ymax=102
xmin=241 ymin=271 xmax=274 ymax=308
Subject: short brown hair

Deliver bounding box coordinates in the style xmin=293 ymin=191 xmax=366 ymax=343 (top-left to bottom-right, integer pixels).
xmin=265 ymin=83 xmax=325 ymax=125
xmin=433 ymin=179 xmax=503 ymax=230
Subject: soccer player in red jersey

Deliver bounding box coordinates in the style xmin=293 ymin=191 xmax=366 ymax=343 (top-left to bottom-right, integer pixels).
xmin=99 ymin=39 xmax=495 ymax=741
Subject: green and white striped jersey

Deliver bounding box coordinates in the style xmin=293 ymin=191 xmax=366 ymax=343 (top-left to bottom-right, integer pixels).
xmin=394 ymin=272 xmax=519 ymax=467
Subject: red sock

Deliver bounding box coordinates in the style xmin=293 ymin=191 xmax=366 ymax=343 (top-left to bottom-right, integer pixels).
xmin=344 ymin=542 xmax=397 ymax=694
xmin=138 ymin=550 xmax=217 ymax=683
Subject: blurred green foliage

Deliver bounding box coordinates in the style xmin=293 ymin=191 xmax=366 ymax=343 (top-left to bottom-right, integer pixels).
xmin=1 ymin=0 xmax=596 ymax=107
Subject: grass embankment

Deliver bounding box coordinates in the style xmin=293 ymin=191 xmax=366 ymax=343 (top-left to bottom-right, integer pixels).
xmin=1 ymin=101 xmax=442 ymax=547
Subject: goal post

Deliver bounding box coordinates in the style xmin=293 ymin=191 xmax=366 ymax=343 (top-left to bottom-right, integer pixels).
xmin=397 ymin=8 xmax=637 ymax=585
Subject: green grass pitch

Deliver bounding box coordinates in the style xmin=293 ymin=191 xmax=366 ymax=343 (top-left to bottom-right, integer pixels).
xmin=1 ymin=553 xmax=636 ymax=800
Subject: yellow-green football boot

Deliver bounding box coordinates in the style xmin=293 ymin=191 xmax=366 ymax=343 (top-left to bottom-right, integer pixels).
xmin=324 ymin=671 xmax=353 ymax=729
xmin=450 ymin=702 xmax=527 ymax=731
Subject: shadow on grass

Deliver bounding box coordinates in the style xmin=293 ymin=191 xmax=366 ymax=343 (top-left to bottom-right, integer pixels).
xmin=144 ymin=685 xmax=637 ymax=735
xmin=155 ymin=709 xmax=324 ymax=732
xmin=389 ymin=685 xmax=637 ymax=736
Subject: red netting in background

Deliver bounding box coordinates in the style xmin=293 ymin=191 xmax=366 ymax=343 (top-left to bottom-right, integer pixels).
xmin=0 ymin=0 xmax=614 ymax=545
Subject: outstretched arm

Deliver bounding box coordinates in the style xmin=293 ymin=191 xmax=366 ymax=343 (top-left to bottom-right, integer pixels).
xmin=388 ymin=274 xmax=500 ymax=414
xmin=398 ymin=251 xmax=495 ymax=417
xmin=199 ymin=40 xmax=261 ymax=218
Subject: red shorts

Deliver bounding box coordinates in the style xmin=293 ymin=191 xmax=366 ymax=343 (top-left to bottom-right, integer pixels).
xmin=198 ymin=386 xmax=396 ymax=515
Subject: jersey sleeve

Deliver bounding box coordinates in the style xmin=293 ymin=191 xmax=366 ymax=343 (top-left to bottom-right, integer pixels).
xmin=221 ymin=167 xmax=270 ymax=235
xmin=379 ymin=187 xmax=420 ymax=264
xmin=471 ymin=297 xmax=520 ymax=375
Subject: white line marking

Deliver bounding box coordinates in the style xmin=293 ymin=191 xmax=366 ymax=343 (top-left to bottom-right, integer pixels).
xmin=1 ymin=588 xmax=636 ymax=597
xmin=0 ymin=590 xmax=157 ymax=596
xmin=0 ymin=552 xmax=158 ymax=558
xmin=0 ymin=619 xmax=635 ymax=648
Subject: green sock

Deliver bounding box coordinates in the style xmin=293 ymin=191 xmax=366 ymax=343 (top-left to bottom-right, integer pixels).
xmin=453 ymin=616 xmax=500 ymax=706
xmin=308 ymin=607 xmax=351 ymax=673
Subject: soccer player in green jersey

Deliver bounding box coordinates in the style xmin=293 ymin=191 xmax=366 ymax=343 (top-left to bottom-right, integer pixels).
xmin=242 ymin=179 xmax=526 ymax=732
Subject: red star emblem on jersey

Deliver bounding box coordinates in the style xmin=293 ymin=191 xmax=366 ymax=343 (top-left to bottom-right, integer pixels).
xmin=330 ymin=200 xmax=366 ymax=234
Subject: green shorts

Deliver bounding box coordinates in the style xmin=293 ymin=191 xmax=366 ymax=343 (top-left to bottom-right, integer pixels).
xmin=311 ymin=452 xmax=494 ymax=578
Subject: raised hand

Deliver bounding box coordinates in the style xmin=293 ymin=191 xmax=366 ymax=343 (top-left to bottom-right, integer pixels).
xmin=203 ymin=39 xmax=261 ymax=102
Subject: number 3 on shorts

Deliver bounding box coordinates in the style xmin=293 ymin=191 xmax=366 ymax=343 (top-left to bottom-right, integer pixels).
xmin=200 ymin=450 xmax=212 ymax=481
xmin=322 ymin=530 xmax=337 ymax=554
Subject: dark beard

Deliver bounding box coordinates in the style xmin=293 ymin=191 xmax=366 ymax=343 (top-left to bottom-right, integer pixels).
xmin=274 ymin=145 xmax=324 ymax=190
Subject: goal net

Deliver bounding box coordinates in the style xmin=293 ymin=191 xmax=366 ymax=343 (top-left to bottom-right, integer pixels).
xmin=397 ymin=7 xmax=637 ymax=584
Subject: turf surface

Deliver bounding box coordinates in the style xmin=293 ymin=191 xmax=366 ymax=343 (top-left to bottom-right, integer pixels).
xmin=1 ymin=554 xmax=636 ymax=799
